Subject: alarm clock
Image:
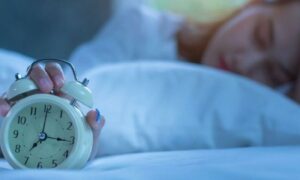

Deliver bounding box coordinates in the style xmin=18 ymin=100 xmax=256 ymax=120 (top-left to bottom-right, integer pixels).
xmin=0 ymin=59 xmax=94 ymax=169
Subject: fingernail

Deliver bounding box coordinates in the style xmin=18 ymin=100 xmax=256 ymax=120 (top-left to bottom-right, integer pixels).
xmin=96 ymin=109 xmax=101 ymax=123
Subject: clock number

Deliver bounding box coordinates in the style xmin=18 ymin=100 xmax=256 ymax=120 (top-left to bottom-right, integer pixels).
xmin=60 ymin=110 xmax=63 ymax=119
xmin=67 ymin=122 xmax=73 ymax=130
xmin=44 ymin=104 xmax=52 ymax=113
xmin=52 ymin=159 xmax=58 ymax=167
xmin=30 ymin=107 xmax=37 ymax=116
xmin=15 ymin=144 xmax=21 ymax=153
xmin=13 ymin=130 xmax=19 ymax=138
xmin=17 ymin=116 xmax=26 ymax=125
xmin=37 ymin=162 xmax=43 ymax=168
xmin=70 ymin=136 xmax=75 ymax=145
xmin=24 ymin=156 xmax=29 ymax=165
xmin=63 ymin=150 xmax=69 ymax=158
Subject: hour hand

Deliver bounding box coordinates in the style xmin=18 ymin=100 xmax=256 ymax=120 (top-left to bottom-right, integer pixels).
xmin=29 ymin=140 xmax=41 ymax=151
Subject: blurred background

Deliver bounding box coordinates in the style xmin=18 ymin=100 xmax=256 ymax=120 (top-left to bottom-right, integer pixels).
xmin=148 ymin=0 xmax=247 ymax=22
xmin=0 ymin=0 xmax=248 ymax=60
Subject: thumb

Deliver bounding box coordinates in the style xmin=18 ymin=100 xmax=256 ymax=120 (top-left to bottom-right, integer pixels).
xmin=86 ymin=109 xmax=105 ymax=131
xmin=86 ymin=109 xmax=105 ymax=161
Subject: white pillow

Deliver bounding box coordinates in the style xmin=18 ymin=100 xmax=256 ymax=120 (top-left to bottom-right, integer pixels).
xmin=0 ymin=49 xmax=32 ymax=93
xmin=83 ymin=61 xmax=300 ymax=157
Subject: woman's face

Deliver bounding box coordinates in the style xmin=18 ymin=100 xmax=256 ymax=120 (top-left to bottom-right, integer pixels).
xmin=202 ymin=1 xmax=300 ymax=87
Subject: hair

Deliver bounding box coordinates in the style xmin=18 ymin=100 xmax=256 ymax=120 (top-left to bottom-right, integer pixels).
xmin=176 ymin=0 xmax=298 ymax=63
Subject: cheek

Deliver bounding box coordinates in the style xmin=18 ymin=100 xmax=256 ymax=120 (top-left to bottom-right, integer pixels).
xmin=221 ymin=20 xmax=255 ymax=53
xmin=202 ymin=33 xmax=226 ymax=66
xmin=203 ymin=18 xmax=256 ymax=67
xmin=203 ymin=27 xmax=244 ymax=66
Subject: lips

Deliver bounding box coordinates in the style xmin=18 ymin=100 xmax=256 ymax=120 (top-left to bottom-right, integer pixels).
xmin=218 ymin=55 xmax=231 ymax=71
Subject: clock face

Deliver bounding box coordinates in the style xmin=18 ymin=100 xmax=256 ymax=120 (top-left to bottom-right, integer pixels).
xmin=8 ymin=102 xmax=75 ymax=168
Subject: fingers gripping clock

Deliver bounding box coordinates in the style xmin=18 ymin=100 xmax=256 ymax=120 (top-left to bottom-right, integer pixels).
xmin=0 ymin=59 xmax=94 ymax=169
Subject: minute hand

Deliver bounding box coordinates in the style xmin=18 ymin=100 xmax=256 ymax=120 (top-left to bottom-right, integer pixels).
xmin=41 ymin=111 xmax=48 ymax=133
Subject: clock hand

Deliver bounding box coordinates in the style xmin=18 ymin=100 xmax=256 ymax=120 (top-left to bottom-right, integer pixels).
xmin=47 ymin=136 xmax=72 ymax=143
xmin=41 ymin=111 xmax=49 ymax=133
xmin=29 ymin=139 xmax=41 ymax=151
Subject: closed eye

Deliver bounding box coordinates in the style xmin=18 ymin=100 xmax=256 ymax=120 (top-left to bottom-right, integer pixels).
xmin=254 ymin=18 xmax=274 ymax=50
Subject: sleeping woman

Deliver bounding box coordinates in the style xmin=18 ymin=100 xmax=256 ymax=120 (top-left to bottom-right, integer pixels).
xmin=70 ymin=0 xmax=300 ymax=102
xmin=0 ymin=0 xmax=300 ymax=162
xmin=178 ymin=0 xmax=300 ymax=102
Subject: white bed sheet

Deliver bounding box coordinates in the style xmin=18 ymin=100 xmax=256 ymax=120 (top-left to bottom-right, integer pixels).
xmin=1 ymin=146 xmax=300 ymax=179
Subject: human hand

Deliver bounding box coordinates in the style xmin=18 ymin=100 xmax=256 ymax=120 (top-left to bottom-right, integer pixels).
xmin=0 ymin=62 xmax=105 ymax=161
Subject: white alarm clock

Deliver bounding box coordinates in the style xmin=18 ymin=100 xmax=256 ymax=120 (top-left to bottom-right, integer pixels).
xmin=0 ymin=59 xmax=93 ymax=169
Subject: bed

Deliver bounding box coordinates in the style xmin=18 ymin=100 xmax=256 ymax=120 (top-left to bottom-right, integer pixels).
xmin=1 ymin=49 xmax=300 ymax=179
xmin=1 ymin=147 xmax=300 ymax=179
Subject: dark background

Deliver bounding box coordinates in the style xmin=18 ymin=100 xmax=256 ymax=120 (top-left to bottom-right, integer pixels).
xmin=0 ymin=0 xmax=112 ymax=59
